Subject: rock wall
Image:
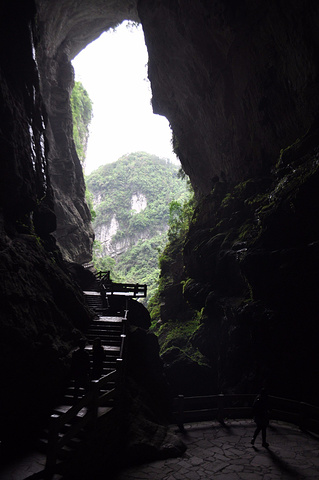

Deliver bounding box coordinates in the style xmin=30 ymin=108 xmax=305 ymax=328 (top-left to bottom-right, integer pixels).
xmin=93 ymin=192 xmax=149 ymax=258
xmin=137 ymin=0 xmax=319 ymax=403
xmin=138 ymin=0 xmax=319 ymax=195
xmin=156 ymin=128 xmax=319 ymax=403
xmin=182 ymin=128 xmax=319 ymax=402
xmin=0 ymin=0 xmax=94 ymax=444
xmin=35 ymin=0 xmax=139 ymax=263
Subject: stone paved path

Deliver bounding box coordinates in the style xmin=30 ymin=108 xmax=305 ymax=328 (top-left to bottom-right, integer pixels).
xmin=1 ymin=420 xmax=318 ymax=479
xmin=114 ymin=420 xmax=319 ymax=480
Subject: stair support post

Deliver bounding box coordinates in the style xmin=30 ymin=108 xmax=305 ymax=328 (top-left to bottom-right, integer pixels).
xmin=218 ymin=393 xmax=225 ymax=423
xmin=177 ymin=395 xmax=185 ymax=432
xmin=299 ymin=401 xmax=307 ymax=431
xmin=90 ymin=379 xmax=100 ymax=430
xmin=45 ymin=414 xmax=60 ymax=478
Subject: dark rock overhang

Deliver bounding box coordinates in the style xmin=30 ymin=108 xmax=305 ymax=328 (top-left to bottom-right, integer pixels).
xmin=34 ymin=0 xmax=139 ymax=263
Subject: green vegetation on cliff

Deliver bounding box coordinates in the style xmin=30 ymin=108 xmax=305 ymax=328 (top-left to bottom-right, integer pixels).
xmin=86 ymin=152 xmax=190 ymax=303
xmin=71 ymin=81 xmax=93 ymax=164
xmin=146 ymin=180 xmax=207 ymax=379
xmin=87 ymin=152 xmax=188 ymax=232
xmin=148 ymin=184 xmax=195 ymax=318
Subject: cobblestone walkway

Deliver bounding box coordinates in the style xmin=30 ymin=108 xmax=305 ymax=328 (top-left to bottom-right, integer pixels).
xmin=1 ymin=420 xmax=318 ymax=479
xmin=115 ymin=420 xmax=319 ymax=480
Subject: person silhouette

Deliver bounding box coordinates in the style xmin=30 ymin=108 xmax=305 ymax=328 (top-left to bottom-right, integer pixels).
xmin=251 ymin=388 xmax=270 ymax=447
xmin=92 ymin=337 xmax=105 ymax=380
xmin=71 ymin=338 xmax=90 ymax=402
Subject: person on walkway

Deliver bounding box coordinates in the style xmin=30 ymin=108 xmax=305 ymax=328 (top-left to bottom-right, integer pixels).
xmin=71 ymin=338 xmax=90 ymax=402
xmin=251 ymin=388 xmax=270 ymax=447
xmin=92 ymin=337 xmax=105 ymax=379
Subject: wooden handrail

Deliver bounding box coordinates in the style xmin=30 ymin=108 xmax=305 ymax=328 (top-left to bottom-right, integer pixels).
xmin=45 ymin=305 xmax=128 ymax=477
xmin=45 ymin=370 xmax=118 ymax=475
xmin=173 ymin=393 xmax=319 ymax=434
xmin=101 ymin=282 xmax=147 ymax=297
xmin=97 ymin=270 xmax=147 ymax=298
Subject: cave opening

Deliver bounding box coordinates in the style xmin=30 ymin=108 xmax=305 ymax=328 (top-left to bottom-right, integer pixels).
xmin=69 ymin=20 xmax=189 ymax=305
xmin=71 ymin=20 xmax=177 ymax=174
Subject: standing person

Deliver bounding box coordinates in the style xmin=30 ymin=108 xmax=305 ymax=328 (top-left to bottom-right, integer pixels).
xmin=251 ymin=388 xmax=270 ymax=447
xmin=92 ymin=337 xmax=105 ymax=379
xmin=71 ymin=339 xmax=90 ymax=402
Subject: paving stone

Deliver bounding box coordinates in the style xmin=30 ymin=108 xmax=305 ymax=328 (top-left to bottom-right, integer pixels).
xmin=197 ymin=468 xmax=209 ymax=478
xmin=209 ymin=461 xmax=230 ymax=473
xmin=238 ymin=473 xmax=262 ymax=480
xmin=170 ymin=471 xmax=187 ymax=479
xmin=214 ymin=473 xmax=240 ymax=480
xmin=3 ymin=420 xmax=319 ymax=480
xmin=189 ymin=456 xmax=204 ymax=466
xmin=175 ymin=459 xmax=190 ymax=469
xmin=166 ymin=463 xmax=183 ymax=474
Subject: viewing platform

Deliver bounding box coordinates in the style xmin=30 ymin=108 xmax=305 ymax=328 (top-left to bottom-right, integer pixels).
xmin=94 ymin=270 xmax=147 ymax=298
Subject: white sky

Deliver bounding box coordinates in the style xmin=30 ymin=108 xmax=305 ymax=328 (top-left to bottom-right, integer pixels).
xmin=72 ymin=21 xmax=179 ymax=175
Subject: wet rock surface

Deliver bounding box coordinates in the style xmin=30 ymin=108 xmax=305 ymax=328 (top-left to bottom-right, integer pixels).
xmin=139 ymin=0 xmax=319 ymax=194
xmin=160 ymin=126 xmax=319 ymax=402
xmin=0 ymin=0 xmax=93 ymax=442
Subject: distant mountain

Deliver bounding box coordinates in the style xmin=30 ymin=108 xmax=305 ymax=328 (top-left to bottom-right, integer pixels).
xmin=85 ymin=151 xmax=190 ymax=302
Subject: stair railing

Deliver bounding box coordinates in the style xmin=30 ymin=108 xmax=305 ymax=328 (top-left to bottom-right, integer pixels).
xmin=45 ymin=284 xmax=133 ymax=477
xmin=115 ymin=300 xmax=128 ymax=381
xmin=96 ymin=270 xmax=147 ymax=298
xmin=45 ymin=370 xmax=117 ymax=476
xmin=45 ymin=295 xmax=131 ymax=478
xmin=173 ymin=393 xmax=319 ymax=434
xmin=101 ymin=281 xmax=147 ymax=298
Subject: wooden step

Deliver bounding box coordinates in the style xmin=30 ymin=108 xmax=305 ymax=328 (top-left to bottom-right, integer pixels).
xmin=87 ymin=338 xmax=121 ymax=347
xmin=40 ymin=282 xmax=126 ymax=475
xmin=98 ymin=316 xmax=123 ymax=323
xmin=87 ymin=330 xmax=121 ymax=338
xmin=86 ymin=336 xmax=121 ymax=344
xmin=89 ymin=324 xmax=122 ymax=330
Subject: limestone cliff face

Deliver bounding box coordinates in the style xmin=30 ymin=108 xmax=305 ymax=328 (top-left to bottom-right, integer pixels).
xmin=94 ymin=194 xmax=151 ymax=258
xmin=181 ymin=134 xmax=319 ymax=402
xmin=156 ymin=130 xmax=319 ymax=402
xmin=138 ymin=0 xmax=319 ymax=195
xmin=32 ymin=39 xmax=93 ymax=263
xmin=35 ymin=0 xmax=139 ymax=263
xmin=136 ymin=0 xmax=319 ymax=401
xmin=0 ymin=0 xmax=94 ymax=443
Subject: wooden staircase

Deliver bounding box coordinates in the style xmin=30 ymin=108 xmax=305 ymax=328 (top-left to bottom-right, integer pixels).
xmin=41 ymin=288 xmax=127 ymax=479
xmin=41 ymin=274 xmax=147 ymax=478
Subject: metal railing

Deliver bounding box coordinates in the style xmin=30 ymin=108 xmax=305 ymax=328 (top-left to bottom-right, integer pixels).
xmin=173 ymin=393 xmax=319 ymax=434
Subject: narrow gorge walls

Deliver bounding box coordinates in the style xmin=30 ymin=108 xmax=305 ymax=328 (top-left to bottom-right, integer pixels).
xmin=35 ymin=0 xmax=139 ymax=263
xmin=138 ymin=0 xmax=319 ymax=195
xmin=2 ymin=0 xmax=319 ymax=444
xmin=0 ymin=0 xmax=94 ymax=443
xmin=137 ymin=0 xmax=319 ymax=401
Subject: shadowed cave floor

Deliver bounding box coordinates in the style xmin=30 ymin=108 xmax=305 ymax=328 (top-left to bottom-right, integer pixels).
xmin=115 ymin=420 xmax=319 ymax=480
xmin=1 ymin=420 xmax=319 ymax=479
